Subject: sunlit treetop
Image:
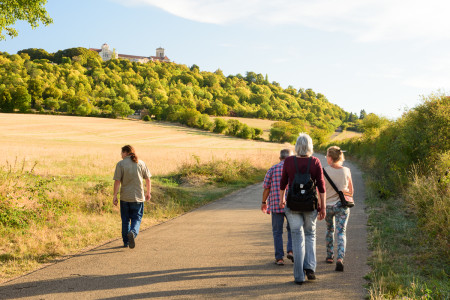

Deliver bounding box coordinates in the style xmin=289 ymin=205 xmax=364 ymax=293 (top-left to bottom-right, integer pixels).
xmin=0 ymin=0 xmax=53 ymax=40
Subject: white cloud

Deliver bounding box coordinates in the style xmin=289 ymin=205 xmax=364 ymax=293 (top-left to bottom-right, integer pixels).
xmin=117 ymin=0 xmax=450 ymax=42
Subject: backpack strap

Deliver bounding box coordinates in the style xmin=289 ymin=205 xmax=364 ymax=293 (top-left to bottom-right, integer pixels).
xmin=323 ymin=168 xmax=340 ymax=193
xmin=306 ymin=157 xmax=312 ymax=174
xmin=293 ymin=156 xmax=300 ymax=174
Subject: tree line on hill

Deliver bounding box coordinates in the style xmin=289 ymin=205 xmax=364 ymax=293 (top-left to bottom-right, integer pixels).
xmin=1 ymin=47 xmax=356 ymax=141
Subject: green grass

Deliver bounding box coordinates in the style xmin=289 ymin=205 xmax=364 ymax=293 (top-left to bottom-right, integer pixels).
xmin=365 ymin=176 xmax=449 ymax=300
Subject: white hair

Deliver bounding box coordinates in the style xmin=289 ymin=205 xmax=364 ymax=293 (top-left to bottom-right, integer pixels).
xmin=295 ymin=133 xmax=314 ymax=157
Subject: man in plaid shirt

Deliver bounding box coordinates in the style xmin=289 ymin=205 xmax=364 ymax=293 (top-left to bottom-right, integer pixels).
xmin=261 ymin=149 xmax=294 ymax=265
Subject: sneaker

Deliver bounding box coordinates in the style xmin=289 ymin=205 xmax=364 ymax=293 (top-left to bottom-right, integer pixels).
xmin=287 ymin=252 xmax=294 ymax=263
xmin=127 ymin=231 xmax=135 ymax=249
xmin=336 ymin=260 xmax=344 ymax=272
xmin=304 ymin=269 xmax=316 ymax=280
xmin=123 ymin=243 xmax=129 ymax=248
xmin=275 ymin=259 xmax=285 ymax=265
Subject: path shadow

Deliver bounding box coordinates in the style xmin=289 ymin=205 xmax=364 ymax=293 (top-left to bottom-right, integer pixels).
xmin=0 ymin=265 xmax=296 ymax=299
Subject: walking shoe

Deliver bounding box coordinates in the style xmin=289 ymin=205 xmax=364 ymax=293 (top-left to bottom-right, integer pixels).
xmin=275 ymin=259 xmax=285 ymax=265
xmin=123 ymin=243 xmax=129 ymax=248
xmin=127 ymin=231 xmax=135 ymax=249
xmin=304 ymin=269 xmax=316 ymax=280
xmin=287 ymin=252 xmax=294 ymax=263
xmin=294 ymin=281 xmax=303 ymax=285
xmin=336 ymin=260 xmax=344 ymax=272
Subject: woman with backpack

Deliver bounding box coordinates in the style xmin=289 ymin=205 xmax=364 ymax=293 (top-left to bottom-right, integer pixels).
xmin=279 ymin=133 xmax=326 ymax=285
xmin=323 ymin=146 xmax=353 ymax=272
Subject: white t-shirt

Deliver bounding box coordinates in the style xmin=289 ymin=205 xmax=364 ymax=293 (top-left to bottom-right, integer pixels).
xmin=324 ymin=165 xmax=351 ymax=206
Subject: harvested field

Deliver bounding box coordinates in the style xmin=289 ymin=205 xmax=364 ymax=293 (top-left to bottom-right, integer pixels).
xmin=0 ymin=114 xmax=286 ymax=176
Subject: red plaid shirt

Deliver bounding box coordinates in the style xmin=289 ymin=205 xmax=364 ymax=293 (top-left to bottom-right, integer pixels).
xmin=263 ymin=161 xmax=287 ymax=214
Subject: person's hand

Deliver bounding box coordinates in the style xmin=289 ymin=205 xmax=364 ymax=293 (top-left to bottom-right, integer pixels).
xmin=145 ymin=193 xmax=151 ymax=202
xmin=318 ymin=207 xmax=326 ymax=220
xmin=113 ymin=196 xmax=118 ymax=206
xmin=279 ymin=201 xmax=286 ymax=209
xmin=261 ymin=203 xmax=268 ymax=214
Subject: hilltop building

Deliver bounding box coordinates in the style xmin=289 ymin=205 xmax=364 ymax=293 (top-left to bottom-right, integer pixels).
xmin=90 ymin=43 xmax=170 ymax=63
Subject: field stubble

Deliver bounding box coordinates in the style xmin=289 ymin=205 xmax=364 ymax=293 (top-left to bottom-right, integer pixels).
xmin=0 ymin=113 xmax=286 ymax=281
xmin=0 ymin=114 xmax=281 ymax=176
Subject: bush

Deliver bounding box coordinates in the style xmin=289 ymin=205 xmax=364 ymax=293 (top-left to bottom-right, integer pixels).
xmin=213 ymin=118 xmax=228 ymax=133
xmin=142 ymin=115 xmax=151 ymax=121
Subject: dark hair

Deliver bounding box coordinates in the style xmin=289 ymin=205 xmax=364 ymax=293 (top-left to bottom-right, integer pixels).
xmin=122 ymin=145 xmax=138 ymax=163
xmin=280 ymin=149 xmax=293 ymax=159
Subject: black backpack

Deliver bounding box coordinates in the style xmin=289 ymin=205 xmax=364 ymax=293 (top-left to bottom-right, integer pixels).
xmin=287 ymin=157 xmax=318 ymax=212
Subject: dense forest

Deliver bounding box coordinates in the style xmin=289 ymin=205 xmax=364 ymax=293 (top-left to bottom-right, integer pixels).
xmin=0 ymin=47 xmax=351 ymax=140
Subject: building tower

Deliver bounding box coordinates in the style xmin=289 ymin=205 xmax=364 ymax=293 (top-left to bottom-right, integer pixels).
xmin=156 ymin=47 xmax=165 ymax=58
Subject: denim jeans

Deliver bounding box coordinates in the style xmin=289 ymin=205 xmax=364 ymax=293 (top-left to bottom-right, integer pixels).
xmin=325 ymin=202 xmax=350 ymax=260
xmin=285 ymin=207 xmax=318 ymax=282
xmin=120 ymin=201 xmax=144 ymax=245
xmin=271 ymin=213 xmax=293 ymax=260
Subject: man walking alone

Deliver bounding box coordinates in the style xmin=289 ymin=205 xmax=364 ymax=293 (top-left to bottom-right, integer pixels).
xmin=262 ymin=149 xmax=294 ymax=265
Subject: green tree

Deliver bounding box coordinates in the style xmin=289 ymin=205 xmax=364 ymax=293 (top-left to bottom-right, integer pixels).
xmin=359 ymin=109 xmax=367 ymax=119
xmin=0 ymin=0 xmax=53 ymax=40
xmin=13 ymin=86 xmax=31 ymax=112
xmin=113 ymin=101 xmax=134 ymax=119
xmin=17 ymin=48 xmax=53 ymax=60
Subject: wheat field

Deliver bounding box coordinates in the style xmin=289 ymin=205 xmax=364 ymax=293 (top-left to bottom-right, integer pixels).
xmin=0 ymin=114 xmax=287 ymax=176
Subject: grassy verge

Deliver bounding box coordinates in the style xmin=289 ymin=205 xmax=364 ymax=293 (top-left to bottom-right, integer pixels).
xmin=0 ymin=158 xmax=267 ymax=282
xmin=364 ymin=175 xmax=449 ymax=299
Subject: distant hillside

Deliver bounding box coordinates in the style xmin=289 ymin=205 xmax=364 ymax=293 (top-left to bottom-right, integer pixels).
xmin=0 ymin=48 xmax=348 ymax=133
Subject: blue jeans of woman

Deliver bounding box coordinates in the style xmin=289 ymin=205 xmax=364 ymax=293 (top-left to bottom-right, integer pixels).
xmin=271 ymin=212 xmax=292 ymax=260
xmin=325 ymin=202 xmax=350 ymax=260
xmin=285 ymin=207 xmax=318 ymax=282
xmin=120 ymin=201 xmax=144 ymax=245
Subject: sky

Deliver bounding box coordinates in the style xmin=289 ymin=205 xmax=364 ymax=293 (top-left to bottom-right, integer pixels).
xmin=1 ymin=0 xmax=449 ymax=119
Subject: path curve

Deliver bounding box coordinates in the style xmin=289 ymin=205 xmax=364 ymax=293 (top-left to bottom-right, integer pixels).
xmin=0 ymin=159 xmax=369 ymax=299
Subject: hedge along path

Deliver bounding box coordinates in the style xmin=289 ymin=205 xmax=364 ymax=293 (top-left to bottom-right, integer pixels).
xmin=0 ymin=157 xmax=369 ymax=299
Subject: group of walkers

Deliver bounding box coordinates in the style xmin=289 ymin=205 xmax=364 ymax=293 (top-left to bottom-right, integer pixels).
xmin=262 ymin=133 xmax=353 ymax=284
xmin=113 ymin=133 xmax=353 ymax=285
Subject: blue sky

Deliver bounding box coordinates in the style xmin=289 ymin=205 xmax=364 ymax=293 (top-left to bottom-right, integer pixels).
xmin=1 ymin=0 xmax=449 ymax=119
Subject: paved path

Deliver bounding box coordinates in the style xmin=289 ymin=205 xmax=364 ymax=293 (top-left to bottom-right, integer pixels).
xmin=0 ymin=160 xmax=369 ymax=299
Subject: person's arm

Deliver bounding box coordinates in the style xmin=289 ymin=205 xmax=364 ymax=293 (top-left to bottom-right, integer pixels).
xmin=318 ymin=192 xmax=326 ymax=220
xmin=347 ymin=172 xmax=354 ymax=195
xmin=279 ymin=161 xmax=289 ymax=209
xmin=315 ymin=158 xmax=326 ymax=220
xmin=262 ymin=168 xmax=273 ymax=212
xmin=113 ymin=180 xmax=121 ymax=206
xmin=261 ymin=188 xmax=270 ymax=212
xmin=145 ymin=178 xmax=151 ymax=201
xmin=279 ymin=189 xmax=286 ymax=209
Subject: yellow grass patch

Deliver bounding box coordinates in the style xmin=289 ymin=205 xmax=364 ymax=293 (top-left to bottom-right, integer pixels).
xmin=0 ymin=114 xmax=288 ymax=176
xmin=330 ymin=130 xmax=362 ymax=142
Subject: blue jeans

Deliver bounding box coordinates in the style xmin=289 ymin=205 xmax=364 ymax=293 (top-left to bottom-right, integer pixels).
xmin=271 ymin=213 xmax=292 ymax=260
xmin=285 ymin=207 xmax=318 ymax=282
xmin=120 ymin=201 xmax=144 ymax=245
